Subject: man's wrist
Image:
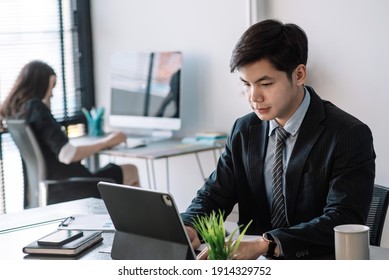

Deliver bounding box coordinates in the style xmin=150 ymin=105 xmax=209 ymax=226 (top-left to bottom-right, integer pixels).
xmin=262 ymin=233 xmax=278 ymax=258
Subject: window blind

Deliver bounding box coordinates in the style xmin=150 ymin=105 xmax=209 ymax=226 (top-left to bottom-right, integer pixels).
xmin=0 ymin=0 xmax=92 ymax=213
xmin=0 ymin=0 xmax=82 ymax=118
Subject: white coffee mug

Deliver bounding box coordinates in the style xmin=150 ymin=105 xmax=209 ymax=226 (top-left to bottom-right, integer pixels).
xmin=334 ymin=224 xmax=370 ymax=260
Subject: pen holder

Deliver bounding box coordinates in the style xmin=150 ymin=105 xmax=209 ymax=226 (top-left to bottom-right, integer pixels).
xmin=82 ymin=107 xmax=105 ymax=137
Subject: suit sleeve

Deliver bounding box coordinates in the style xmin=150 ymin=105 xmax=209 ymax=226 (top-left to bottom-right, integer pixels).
xmin=180 ymin=120 xmax=240 ymax=227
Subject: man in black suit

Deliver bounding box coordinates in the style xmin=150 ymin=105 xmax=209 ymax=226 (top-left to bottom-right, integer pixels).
xmin=181 ymin=19 xmax=376 ymax=260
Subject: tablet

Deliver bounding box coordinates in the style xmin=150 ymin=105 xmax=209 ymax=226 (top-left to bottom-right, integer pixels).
xmin=97 ymin=181 xmax=196 ymax=260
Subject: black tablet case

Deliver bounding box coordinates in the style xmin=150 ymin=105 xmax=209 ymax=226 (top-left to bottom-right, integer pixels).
xmin=97 ymin=182 xmax=195 ymax=260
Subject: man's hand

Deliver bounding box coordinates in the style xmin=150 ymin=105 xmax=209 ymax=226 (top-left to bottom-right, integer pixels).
xmin=196 ymin=236 xmax=270 ymax=260
xmin=229 ymin=238 xmax=268 ymax=260
xmin=185 ymin=226 xmax=201 ymax=249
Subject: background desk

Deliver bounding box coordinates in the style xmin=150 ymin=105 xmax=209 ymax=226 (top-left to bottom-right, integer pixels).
xmin=1 ymin=198 xmax=389 ymax=260
xmin=71 ymin=137 xmax=223 ymax=192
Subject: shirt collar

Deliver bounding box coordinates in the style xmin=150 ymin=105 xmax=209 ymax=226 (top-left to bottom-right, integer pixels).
xmin=269 ymin=86 xmax=311 ymax=136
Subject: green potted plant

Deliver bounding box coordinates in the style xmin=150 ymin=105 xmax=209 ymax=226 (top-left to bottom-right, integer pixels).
xmin=193 ymin=210 xmax=252 ymax=260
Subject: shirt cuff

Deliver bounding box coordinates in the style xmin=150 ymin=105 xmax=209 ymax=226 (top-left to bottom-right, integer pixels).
xmin=58 ymin=142 xmax=76 ymax=164
xmin=272 ymin=234 xmax=284 ymax=257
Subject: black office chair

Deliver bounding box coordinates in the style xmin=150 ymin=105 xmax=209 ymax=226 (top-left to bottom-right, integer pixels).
xmin=6 ymin=119 xmax=114 ymax=208
xmin=366 ymin=184 xmax=389 ymax=246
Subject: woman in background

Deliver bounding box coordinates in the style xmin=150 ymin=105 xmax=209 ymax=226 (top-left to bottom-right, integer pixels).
xmin=0 ymin=60 xmax=139 ymax=191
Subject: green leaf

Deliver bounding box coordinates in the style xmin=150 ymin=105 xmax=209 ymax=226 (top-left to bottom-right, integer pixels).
xmin=193 ymin=210 xmax=253 ymax=260
xmin=229 ymin=220 xmax=253 ymax=258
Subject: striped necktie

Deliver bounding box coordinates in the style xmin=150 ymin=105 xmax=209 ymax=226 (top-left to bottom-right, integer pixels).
xmin=271 ymin=126 xmax=290 ymax=228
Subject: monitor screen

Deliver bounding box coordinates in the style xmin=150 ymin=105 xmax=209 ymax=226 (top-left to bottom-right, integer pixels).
xmin=109 ymin=51 xmax=182 ymax=136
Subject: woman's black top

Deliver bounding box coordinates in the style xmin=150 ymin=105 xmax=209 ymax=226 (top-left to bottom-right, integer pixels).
xmin=23 ymin=99 xmax=122 ymax=183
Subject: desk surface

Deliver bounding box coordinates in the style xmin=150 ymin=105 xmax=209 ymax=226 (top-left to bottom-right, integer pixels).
xmin=71 ymin=137 xmax=222 ymax=159
xmin=1 ymin=198 xmax=389 ymax=260
xmin=0 ymin=198 xmax=109 ymax=260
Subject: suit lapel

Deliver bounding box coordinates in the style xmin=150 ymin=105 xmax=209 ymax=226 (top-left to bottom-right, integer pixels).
xmin=285 ymin=88 xmax=325 ymax=223
xmin=248 ymin=121 xmax=271 ymax=218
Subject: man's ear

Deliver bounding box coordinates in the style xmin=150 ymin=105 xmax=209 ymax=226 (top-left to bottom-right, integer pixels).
xmin=295 ymin=64 xmax=306 ymax=86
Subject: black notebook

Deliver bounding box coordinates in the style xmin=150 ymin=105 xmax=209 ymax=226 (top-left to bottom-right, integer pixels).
xmin=23 ymin=230 xmax=103 ymax=256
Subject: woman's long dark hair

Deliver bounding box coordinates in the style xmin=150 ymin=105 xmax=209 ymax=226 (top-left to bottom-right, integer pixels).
xmin=0 ymin=60 xmax=56 ymax=119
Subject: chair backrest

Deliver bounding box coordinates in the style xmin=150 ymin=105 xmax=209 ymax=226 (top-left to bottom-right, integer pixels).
xmin=366 ymin=184 xmax=389 ymax=246
xmin=6 ymin=119 xmax=47 ymax=208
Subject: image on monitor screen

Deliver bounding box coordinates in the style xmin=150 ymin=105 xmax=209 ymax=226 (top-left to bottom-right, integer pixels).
xmin=110 ymin=51 xmax=182 ymax=137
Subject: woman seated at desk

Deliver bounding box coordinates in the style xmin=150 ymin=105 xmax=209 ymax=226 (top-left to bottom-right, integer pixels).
xmin=0 ymin=60 xmax=139 ymax=197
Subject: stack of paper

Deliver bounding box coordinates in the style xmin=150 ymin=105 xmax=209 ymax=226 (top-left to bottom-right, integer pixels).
xmin=57 ymin=214 xmax=115 ymax=232
xmin=182 ymin=131 xmax=227 ymax=146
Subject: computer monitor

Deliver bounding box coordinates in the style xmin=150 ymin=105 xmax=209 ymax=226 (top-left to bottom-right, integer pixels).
xmin=109 ymin=51 xmax=182 ymax=140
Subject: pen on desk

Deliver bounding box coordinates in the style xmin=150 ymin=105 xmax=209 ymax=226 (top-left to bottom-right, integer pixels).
xmin=59 ymin=216 xmax=75 ymax=227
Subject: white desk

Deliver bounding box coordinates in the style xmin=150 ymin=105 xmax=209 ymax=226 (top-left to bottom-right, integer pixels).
xmin=1 ymin=198 xmax=389 ymax=260
xmin=0 ymin=198 xmax=108 ymax=260
xmin=71 ymin=137 xmax=223 ymax=191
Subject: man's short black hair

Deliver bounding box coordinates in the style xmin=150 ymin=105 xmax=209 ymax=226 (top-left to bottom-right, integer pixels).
xmin=230 ymin=19 xmax=308 ymax=79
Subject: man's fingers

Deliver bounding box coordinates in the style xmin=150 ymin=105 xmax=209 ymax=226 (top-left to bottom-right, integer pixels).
xmin=196 ymin=247 xmax=209 ymax=260
xmin=186 ymin=226 xmax=201 ymax=249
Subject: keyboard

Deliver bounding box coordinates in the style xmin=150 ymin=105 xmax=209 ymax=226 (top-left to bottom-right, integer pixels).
xmin=126 ymin=138 xmax=147 ymax=148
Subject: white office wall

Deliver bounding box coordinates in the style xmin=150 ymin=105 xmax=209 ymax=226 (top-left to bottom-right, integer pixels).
xmin=91 ymin=0 xmax=389 ymax=245
xmin=91 ymin=0 xmax=251 ymax=138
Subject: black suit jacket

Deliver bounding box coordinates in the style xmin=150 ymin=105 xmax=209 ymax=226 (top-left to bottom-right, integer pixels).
xmin=181 ymin=87 xmax=376 ymax=259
